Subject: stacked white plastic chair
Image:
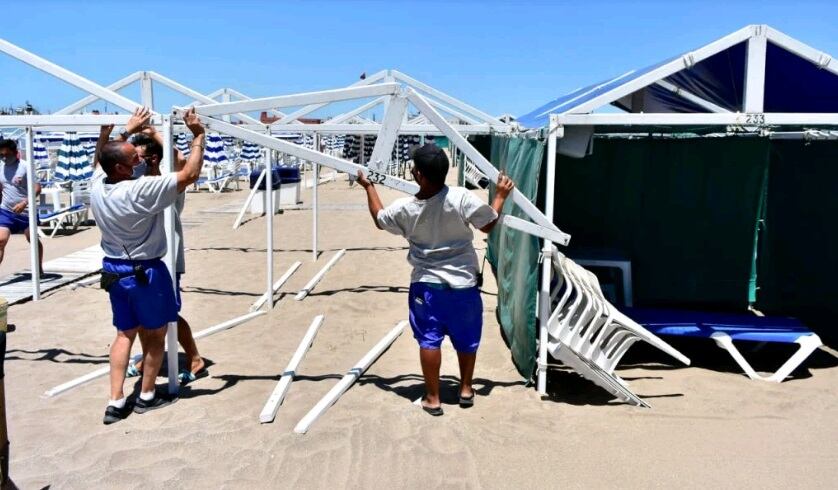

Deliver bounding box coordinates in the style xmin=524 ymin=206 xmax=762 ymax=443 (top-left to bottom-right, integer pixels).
xmin=464 ymin=158 xmax=489 ymax=189
xmin=546 ymin=247 xmax=690 ymax=407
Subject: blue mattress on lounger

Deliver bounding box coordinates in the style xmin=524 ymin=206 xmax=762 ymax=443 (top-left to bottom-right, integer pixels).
xmin=624 ymin=307 xmax=816 ymax=343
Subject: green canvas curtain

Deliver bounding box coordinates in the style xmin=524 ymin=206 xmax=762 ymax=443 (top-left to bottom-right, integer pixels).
xmin=486 ymin=136 xmax=545 ymax=379
xmin=553 ymin=137 xmax=771 ymax=310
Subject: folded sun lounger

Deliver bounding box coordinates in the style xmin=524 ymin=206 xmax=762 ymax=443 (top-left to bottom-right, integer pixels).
xmin=625 ymin=308 xmax=823 ymax=382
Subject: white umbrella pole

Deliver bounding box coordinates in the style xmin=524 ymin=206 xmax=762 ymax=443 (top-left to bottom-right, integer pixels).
xmin=312 ymin=133 xmax=319 ymax=261
xmin=265 ymin=149 xmax=274 ymax=309
xmin=25 ymin=127 xmax=40 ymax=300
xmin=161 ymin=116 xmax=179 ymax=396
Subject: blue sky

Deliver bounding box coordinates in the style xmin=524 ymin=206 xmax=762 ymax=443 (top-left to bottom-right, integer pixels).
xmin=1 ymin=0 xmax=836 ymax=117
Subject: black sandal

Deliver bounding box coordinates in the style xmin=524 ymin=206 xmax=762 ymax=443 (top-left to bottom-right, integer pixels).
xmin=421 ymin=398 xmax=444 ymax=416
xmin=459 ymin=393 xmax=475 ymax=408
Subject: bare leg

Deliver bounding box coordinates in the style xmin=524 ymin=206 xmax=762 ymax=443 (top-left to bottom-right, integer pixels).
xmin=133 ymin=332 xmax=150 ymax=372
xmin=457 ymin=352 xmax=477 ymax=398
xmin=419 ymin=348 xmax=442 ymax=408
xmin=109 ymin=328 xmax=138 ymax=400
xmin=23 ymin=227 xmax=43 ymax=273
xmin=0 ymin=228 xmax=9 ymax=266
xmin=176 ymin=316 xmax=204 ymax=374
xmin=138 ymin=326 xmax=168 ymax=394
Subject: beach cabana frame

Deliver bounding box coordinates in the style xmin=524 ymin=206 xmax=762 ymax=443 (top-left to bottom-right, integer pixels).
xmin=527 ymin=24 xmax=838 ymax=394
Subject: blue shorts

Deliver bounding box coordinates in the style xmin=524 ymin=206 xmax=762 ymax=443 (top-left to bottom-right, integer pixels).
xmin=408 ymin=282 xmax=483 ymax=353
xmin=103 ymin=257 xmax=179 ymax=331
xmin=0 ymin=208 xmax=36 ymax=234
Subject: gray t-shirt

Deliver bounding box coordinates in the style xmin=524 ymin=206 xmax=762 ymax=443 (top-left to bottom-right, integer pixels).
xmin=377 ymin=186 xmax=497 ymax=287
xmin=1 ymin=159 xmax=31 ymax=215
xmin=91 ymin=171 xmax=178 ymax=260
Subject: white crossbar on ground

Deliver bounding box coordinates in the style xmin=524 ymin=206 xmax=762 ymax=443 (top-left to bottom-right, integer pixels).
xmin=295 ymin=249 xmax=346 ymax=301
xmin=259 ymin=315 xmax=326 ymax=423
xmin=250 ymin=261 xmax=303 ymax=312
xmin=294 ymin=320 xmax=406 ymax=434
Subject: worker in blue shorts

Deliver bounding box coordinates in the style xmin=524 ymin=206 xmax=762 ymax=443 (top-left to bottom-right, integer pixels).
xmin=357 ymin=144 xmax=515 ymax=416
xmin=92 ymin=107 xmax=206 ymax=424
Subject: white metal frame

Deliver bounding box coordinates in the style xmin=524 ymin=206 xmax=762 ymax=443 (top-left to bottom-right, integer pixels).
xmin=534 ymin=24 xmax=838 ymax=395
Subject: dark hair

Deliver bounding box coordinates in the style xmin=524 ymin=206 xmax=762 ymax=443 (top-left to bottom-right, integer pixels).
xmin=0 ymin=139 xmax=17 ymax=153
xmin=412 ymin=143 xmax=449 ymax=185
xmin=99 ymin=141 xmax=130 ymax=172
xmin=131 ymin=134 xmax=163 ymax=160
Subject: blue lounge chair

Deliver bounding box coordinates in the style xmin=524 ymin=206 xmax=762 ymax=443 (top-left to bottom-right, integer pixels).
xmin=625 ymin=308 xmax=823 ymax=382
xmin=38 ymin=204 xmax=88 ymax=238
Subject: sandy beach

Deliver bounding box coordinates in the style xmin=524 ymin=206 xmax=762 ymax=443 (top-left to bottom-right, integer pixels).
xmin=3 ymin=177 xmax=838 ymax=489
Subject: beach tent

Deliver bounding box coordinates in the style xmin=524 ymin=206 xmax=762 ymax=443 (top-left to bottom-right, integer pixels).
xmin=497 ymin=25 xmax=838 ymax=391
xmin=54 ymin=133 xmax=93 ymax=182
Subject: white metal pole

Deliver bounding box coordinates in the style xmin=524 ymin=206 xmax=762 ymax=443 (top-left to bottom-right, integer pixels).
xmin=161 ymin=116 xmax=178 ymax=395
xmin=538 ymin=115 xmax=559 ymax=396
xmin=265 ymin=148 xmax=274 ymax=308
xmin=260 ymin=314 xmax=326 ymax=423
xmin=25 ymin=127 xmax=40 ymax=300
xmin=232 ymin=168 xmax=266 ymax=229
xmin=312 ymin=151 xmax=319 ymax=262
xmin=295 ymin=249 xmax=346 ymax=301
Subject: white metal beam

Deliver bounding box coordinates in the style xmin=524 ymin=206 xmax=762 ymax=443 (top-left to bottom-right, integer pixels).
xmin=765 ymin=26 xmax=838 ymax=77
xmin=259 ymin=315 xmax=326 ymax=423
xmin=392 ymin=70 xmax=506 ymax=126
xmin=148 ymin=72 xmax=263 ymax=125
xmin=275 ymin=69 xmax=388 ymax=124
xmin=294 ymin=320 xmax=407 ymax=434
xmin=406 ymin=88 xmax=565 ymax=236
xmin=555 ymin=112 xmax=838 ymax=126
xmin=224 ymin=87 xmax=288 ymax=120
xmin=193 ymin=83 xmax=401 ymax=117
xmin=368 ymin=95 xmax=408 ymax=172
xmin=654 ymin=80 xmax=732 ymax=113
xmin=175 ymin=111 xmax=421 ymax=194
xmin=56 ymin=71 xmax=143 ymax=115
xmin=744 ymin=25 xmax=767 ymax=113
xmin=327 ymin=96 xmax=387 ymax=124
xmin=250 ymin=261 xmax=303 ymax=312
xmin=295 ymin=249 xmax=347 ymax=301
xmin=561 ymin=25 xmax=755 ymax=115
xmin=425 ymin=97 xmax=480 ymax=125
xmin=0 ymin=38 xmax=142 ymax=112
xmin=0 ymin=114 xmax=141 ymax=127
xmin=248 ymin=123 xmax=503 ymax=135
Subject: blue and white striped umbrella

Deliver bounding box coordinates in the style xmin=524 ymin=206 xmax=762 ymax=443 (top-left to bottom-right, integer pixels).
xmin=239 ymin=140 xmax=262 ymax=164
xmin=55 ymin=133 xmax=93 ymax=181
xmin=32 ymin=140 xmax=51 ymax=169
xmin=176 ymin=132 xmax=191 ymax=157
xmin=203 ymin=133 xmax=229 ymax=169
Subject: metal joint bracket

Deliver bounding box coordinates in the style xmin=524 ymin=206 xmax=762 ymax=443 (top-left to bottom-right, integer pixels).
xmin=817 ymin=54 xmax=832 ymax=69
xmin=682 ymin=53 xmax=696 ymax=69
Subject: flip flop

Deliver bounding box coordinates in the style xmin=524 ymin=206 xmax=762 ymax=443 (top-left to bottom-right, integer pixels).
xmin=178 ymin=368 xmax=209 ymax=385
xmin=420 ymin=398 xmax=444 ymax=416
xmin=459 ymin=393 xmax=475 ymax=408
xmin=125 ymin=364 xmax=142 ymax=378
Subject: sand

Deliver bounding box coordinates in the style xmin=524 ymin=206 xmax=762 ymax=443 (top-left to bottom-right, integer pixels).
xmin=3 ymin=176 xmax=838 ymax=489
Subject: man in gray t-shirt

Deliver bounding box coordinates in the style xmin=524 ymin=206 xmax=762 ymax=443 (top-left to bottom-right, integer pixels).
xmin=0 ymin=139 xmax=43 ymax=272
xmin=358 ymin=144 xmax=515 ymax=416
xmin=92 ymin=107 xmax=207 ymax=425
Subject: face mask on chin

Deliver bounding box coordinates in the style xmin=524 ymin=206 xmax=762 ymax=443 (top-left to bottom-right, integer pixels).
xmin=2 ymin=155 xmax=16 ymax=165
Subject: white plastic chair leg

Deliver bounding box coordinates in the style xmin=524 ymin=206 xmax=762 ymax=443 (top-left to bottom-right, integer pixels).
xmin=711 ymin=332 xmax=823 ymax=382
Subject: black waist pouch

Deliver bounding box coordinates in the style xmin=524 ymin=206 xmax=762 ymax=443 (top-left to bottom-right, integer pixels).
xmin=100 ymin=271 xmax=121 ymax=292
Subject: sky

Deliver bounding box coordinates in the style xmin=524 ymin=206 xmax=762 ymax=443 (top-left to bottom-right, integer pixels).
xmin=1 ymin=0 xmax=836 ymax=118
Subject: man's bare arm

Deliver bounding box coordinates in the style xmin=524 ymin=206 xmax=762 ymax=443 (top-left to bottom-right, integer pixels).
xmin=175 ymin=108 xmax=206 ymax=193
xmin=479 ymin=172 xmax=515 ymax=234
xmin=357 ymin=170 xmax=384 ymax=230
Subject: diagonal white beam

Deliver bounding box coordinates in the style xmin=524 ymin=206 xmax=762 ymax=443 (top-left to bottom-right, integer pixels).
xmin=765 ymin=25 xmax=838 ymax=77
xmin=56 ymin=71 xmax=143 ymax=114
xmin=564 ymin=25 xmax=755 ymax=114
xmin=392 ymin=70 xmax=505 ymax=126
xmin=327 ymin=96 xmax=388 ymax=124
xmin=368 ymin=95 xmax=408 ymax=172
xmin=148 ymin=72 xmax=263 ymax=125
xmin=224 ymin=87 xmax=288 ymax=119
xmin=192 ymin=83 xmax=401 ymax=117
xmin=274 ymin=69 xmax=388 ymax=124
xmin=654 ymin=80 xmax=732 ymax=113
xmin=425 ymin=97 xmax=480 ymax=125
xmin=173 ymin=107 xmax=420 ymax=194
xmin=0 ymin=38 xmax=142 ymax=112
xmin=405 ymin=88 xmax=567 ymax=242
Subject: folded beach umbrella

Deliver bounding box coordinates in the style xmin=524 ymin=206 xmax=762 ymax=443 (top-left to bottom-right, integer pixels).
xmin=31 ymin=140 xmax=51 ymax=168
xmin=176 ymin=132 xmax=191 ymax=157
xmin=203 ymin=133 xmax=229 ymax=170
xmin=55 ymin=133 xmax=93 ymax=181
xmin=239 ymin=140 xmax=262 ymax=164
